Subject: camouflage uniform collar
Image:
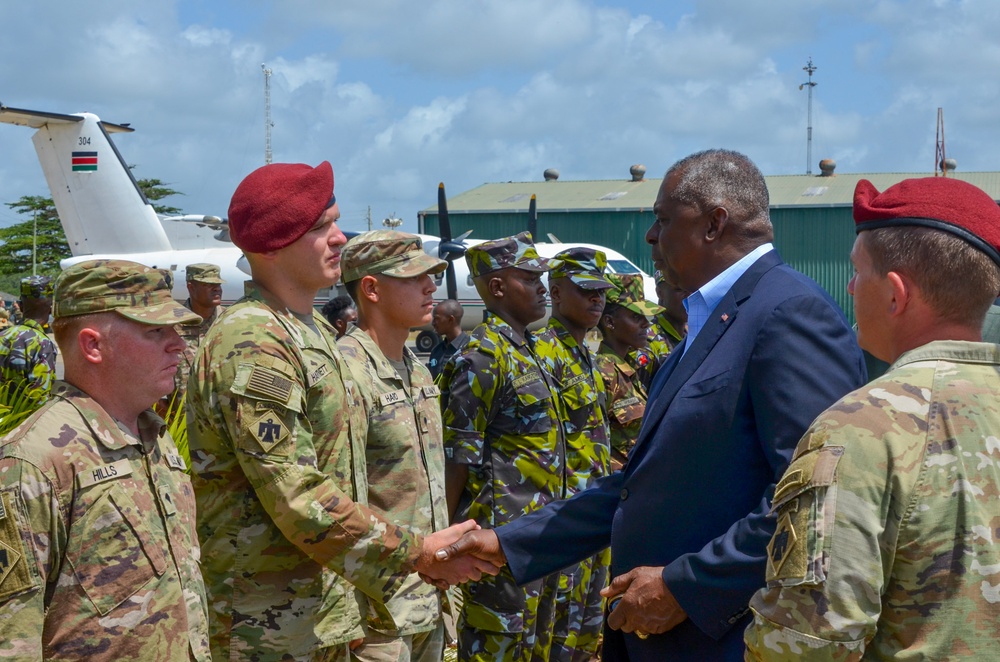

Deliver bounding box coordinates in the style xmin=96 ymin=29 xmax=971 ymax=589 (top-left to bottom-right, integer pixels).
xmin=597 ymin=342 xmax=636 ymax=377
xmin=891 ymin=339 xmax=1000 ymax=371
xmin=243 ymin=280 xmax=333 ymax=344
xmin=485 ymin=312 xmax=531 ymax=347
xmin=52 ymin=381 xmax=165 ymax=451
xmin=547 ymin=317 xmax=584 ymax=350
xmin=17 ymin=317 xmax=47 ymax=334
xmin=344 ymin=324 xmax=415 ymax=384
xmin=184 ymin=298 xmax=220 ymax=328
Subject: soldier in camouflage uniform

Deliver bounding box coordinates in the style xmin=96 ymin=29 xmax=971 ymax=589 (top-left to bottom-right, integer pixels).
xmin=438 ymin=231 xmax=565 ymax=661
xmin=187 ymin=162 xmax=487 ymax=661
xmin=596 ymin=273 xmax=663 ymax=467
xmin=336 ymin=230 xmax=453 ymax=662
xmin=746 ymin=177 xmax=1000 ymax=659
xmin=172 ymin=262 xmax=224 ymax=397
xmin=0 ymin=259 xmax=212 ymax=660
xmin=645 ymin=270 xmax=687 ymax=368
xmin=535 ymin=247 xmax=613 ymax=661
xmin=0 ymin=275 xmax=57 ymax=399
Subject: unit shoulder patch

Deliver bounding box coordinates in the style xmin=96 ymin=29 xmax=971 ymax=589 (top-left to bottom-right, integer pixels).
xmin=0 ymin=491 xmax=38 ymax=600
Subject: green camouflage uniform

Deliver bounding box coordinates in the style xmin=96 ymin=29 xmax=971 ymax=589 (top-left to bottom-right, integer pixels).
xmin=746 ymin=340 xmax=1000 ymax=660
xmin=536 ymin=318 xmax=612 ymax=662
xmin=187 ymin=280 xmax=421 ymax=661
xmin=173 ymin=263 xmax=225 ymax=396
xmin=335 ymin=230 xmax=451 ymax=662
xmin=0 ymin=318 xmax=57 ymax=398
xmin=599 ymin=274 xmax=661 ymax=463
xmin=0 ymin=276 xmax=57 ymax=399
xmin=0 ymin=260 xmax=211 ymax=661
xmin=440 ymin=232 xmax=563 ymax=661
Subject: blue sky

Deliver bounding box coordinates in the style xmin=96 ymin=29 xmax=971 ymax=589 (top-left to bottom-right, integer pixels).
xmin=2 ymin=0 xmax=997 ymax=246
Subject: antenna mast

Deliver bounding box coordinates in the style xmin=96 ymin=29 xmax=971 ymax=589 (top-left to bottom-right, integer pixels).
xmin=935 ymin=107 xmax=946 ymax=177
xmin=799 ymin=57 xmax=817 ymax=175
xmin=262 ymin=63 xmax=273 ymax=165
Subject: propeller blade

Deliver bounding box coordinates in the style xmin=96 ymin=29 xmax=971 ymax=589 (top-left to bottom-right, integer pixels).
xmin=437 ymin=182 xmax=459 ymax=299
xmin=527 ymin=194 xmax=538 ymax=241
xmin=437 ymin=182 xmax=453 ymax=242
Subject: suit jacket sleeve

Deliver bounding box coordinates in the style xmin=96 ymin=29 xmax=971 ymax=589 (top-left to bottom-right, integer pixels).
xmin=497 ymin=470 xmax=624 ymax=585
xmin=663 ymin=292 xmax=866 ymax=640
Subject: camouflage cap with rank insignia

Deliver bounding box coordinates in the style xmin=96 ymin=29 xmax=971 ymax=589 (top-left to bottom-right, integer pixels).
xmin=185 ymin=263 xmax=225 ymax=284
xmin=53 ymin=259 xmax=202 ymax=326
xmin=20 ymin=275 xmax=54 ymax=300
xmin=340 ymin=230 xmax=448 ymax=283
xmin=548 ymin=247 xmax=613 ymax=290
xmin=605 ymin=273 xmax=664 ymax=316
xmin=465 ymin=231 xmax=550 ymax=278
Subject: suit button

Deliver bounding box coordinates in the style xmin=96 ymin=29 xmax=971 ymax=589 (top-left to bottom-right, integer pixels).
xmin=620 ymin=488 xmax=629 ymax=500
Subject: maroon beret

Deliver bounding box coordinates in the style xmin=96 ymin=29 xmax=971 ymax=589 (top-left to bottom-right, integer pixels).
xmin=854 ymin=177 xmax=1000 ymax=266
xmin=228 ymin=161 xmax=335 ymax=253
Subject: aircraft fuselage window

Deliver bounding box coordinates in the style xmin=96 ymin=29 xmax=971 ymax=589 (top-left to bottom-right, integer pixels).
xmin=607 ymin=260 xmax=639 ymax=274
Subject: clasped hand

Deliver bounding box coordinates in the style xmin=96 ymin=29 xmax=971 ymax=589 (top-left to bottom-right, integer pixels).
xmin=601 ymin=566 xmax=688 ymax=637
xmin=415 ymin=521 xmax=503 ymax=587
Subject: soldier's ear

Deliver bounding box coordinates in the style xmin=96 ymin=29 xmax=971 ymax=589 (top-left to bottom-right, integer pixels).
xmin=77 ymin=327 xmax=105 ymax=365
xmin=488 ymin=276 xmax=505 ymax=298
xmin=359 ymin=275 xmax=380 ymax=303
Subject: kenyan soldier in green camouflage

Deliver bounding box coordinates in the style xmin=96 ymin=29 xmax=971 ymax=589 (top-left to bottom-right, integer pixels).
xmin=337 ymin=231 xmax=455 ymax=662
xmin=644 ymin=270 xmax=687 ymax=376
xmin=187 ymin=162 xmax=487 ymax=661
xmin=439 ymin=231 xmax=566 ymax=661
xmin=596 ymin=274 xmax=663 ymax=467
xmin=172 ymin=263 xmax=224 ymax=397
xmin=0 ymin=259 xmax=212 ymax=661
xmin=745 ymin=177 xmax=1000 ymax=660
xmin=535 ymin=247 xmax=613 ymax=661
xmin=0 ymin=275 xmax=57 ymax=400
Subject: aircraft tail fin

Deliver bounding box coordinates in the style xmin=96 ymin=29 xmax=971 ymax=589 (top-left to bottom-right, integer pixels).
xmin=0 ymin=104 xmax=172 ymax=255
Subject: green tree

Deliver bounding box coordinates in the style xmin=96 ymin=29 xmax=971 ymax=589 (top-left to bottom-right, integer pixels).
xmin=0 ymin=175 xmax=185 ymax=278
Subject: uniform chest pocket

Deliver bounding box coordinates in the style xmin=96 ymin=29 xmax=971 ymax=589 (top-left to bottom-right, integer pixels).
xmin=511 ymin=376 xmax=553 ymax=435
xmin=559 ymin=377 xmax=601 ymax=433
xmin=67 ymin=485 xmax=168 ymax=615
xmin=610 ymin=396 xmax=644 ymax=425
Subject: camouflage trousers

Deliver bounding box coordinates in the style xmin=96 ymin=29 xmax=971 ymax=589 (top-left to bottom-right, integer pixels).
xmin=351 ymin=623 xmax=445 ymax=662
xmin=457 ymin=571 xmax=560 ymax=662
xmin=544 ymin=550 xmax=610 ymax=662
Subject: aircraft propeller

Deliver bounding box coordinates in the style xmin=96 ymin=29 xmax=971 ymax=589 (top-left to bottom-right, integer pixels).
xmin=436 ymin=182 xmax=471 ymax=300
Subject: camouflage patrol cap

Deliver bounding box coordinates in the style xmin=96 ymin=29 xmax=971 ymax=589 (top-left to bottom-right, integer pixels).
xmin=341 ymin=230 xmax=447 ymax=283
xmin=466 ymin=231 xmax=550 ymax=278
xmin=53 ymin=259 xmax=202 ymax=325
xmin=185 ymin=263 xmax=225 ymax=284
xmin=20 ymin=275 xmax=54 ymax=299
xmin=548 ymin=247 xmax=612 ymax=290
xmin=605 ymin=273 xmax=664 ymax=316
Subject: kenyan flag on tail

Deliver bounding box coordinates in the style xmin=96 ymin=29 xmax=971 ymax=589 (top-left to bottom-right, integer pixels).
xmin=72 ymin=151 xmax=97 ymax=172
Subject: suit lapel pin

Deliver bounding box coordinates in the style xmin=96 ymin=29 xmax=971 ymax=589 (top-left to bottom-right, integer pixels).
xmin=721 ymin=313 xmax=729 ymax=322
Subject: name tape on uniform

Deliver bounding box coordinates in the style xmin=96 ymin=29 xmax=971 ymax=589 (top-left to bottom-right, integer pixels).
xmin=77 ymin=459 xmax=133 ymax=489
xmin=379 ymin=389 xmax=408 ymax=407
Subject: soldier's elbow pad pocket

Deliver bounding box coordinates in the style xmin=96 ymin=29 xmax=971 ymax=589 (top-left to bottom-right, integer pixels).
xmin=766 ymin=446 xmax=843 ymax=586
xmin=67 ymin=486 xmax=167 ymax=615
xmin=0 ymin=490 xmax=42 ymax=601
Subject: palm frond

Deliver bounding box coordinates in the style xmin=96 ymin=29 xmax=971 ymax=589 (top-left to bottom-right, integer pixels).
xmin=0 ymin=379 xmax=46 ymax=436
xmin=162 ymin=389 xmax=191 ymax=474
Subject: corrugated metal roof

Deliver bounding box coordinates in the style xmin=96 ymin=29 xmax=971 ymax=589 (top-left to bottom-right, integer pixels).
xmin=421 ymin=171 xmax=1000 ymax=214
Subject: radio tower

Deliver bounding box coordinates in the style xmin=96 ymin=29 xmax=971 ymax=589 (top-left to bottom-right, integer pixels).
xmin=799 ymin=57 xmax=817 ymax=174
xmin=262 ymin=63 xmax=274 ymax=164
xmin=935 ymin=108 xmax=946 ymax=177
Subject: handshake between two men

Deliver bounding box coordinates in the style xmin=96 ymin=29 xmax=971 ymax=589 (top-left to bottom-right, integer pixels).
xmin=418 ymin=527 xmax=689 ymax=638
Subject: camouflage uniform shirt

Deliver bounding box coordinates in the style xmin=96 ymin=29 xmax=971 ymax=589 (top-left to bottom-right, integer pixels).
xmin=338 ymin=325 xmax=448 ymax=637
xmin=439 ymin=312 xmax=565 ymax=638
xmin=0 ymin=382 xmax=211 ymax=661
xmin=595 ymin=343 xmax=648 ymax=464
xmin=187 ymin=281 xmax=420 ymax=660
xmin=746 ymin=340 xmax=1000 ymax=660
xmin=0 ymin=318 xmax=57 ymax=397
xmin=173 ymin=300 xmax=218 ymax=395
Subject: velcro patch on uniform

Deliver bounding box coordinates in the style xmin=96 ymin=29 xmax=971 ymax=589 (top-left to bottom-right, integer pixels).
xmin=767 ymin=510 xmax=801 ymax=580
xmin=77 ymin=460 xmax=133 ymax=489
xmin=611 ymin=396 xmax=641 ymax=411
xmin=158 ymin=484 xmax=177 ymax=517
xmin=512 ymin=371 xmax=542 ymax=389
xmin=247 ymin=365 xmax=294 ymax=403
xmin=0 ymin=492 xmax=36 ymax=599
xmin=422 ymin=385 xmax=441 ymax=398
xmin=165 ymin=453 xmax=187 ymax=471
xmin=246 ymin=409 xmax=290 ymax=453
xmin=308 ymin=363 xmax=331 ymax=387
xmin=561 ymin=373 xmax=588 ymax=389
xmin=379 ymin=389 xmax=407 ymax=407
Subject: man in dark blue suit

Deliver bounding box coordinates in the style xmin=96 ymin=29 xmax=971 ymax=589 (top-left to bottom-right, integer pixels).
xmin=436 ymin=149 xmax=866 ymax=660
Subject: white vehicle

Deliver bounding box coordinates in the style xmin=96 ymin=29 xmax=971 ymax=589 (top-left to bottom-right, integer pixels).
xmin=1 ymin=103 xmax=656 ymax=349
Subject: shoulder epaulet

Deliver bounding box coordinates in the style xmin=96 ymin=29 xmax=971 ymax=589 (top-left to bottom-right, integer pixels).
xmin=465 ymin=324 xmax=498 ymax=358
